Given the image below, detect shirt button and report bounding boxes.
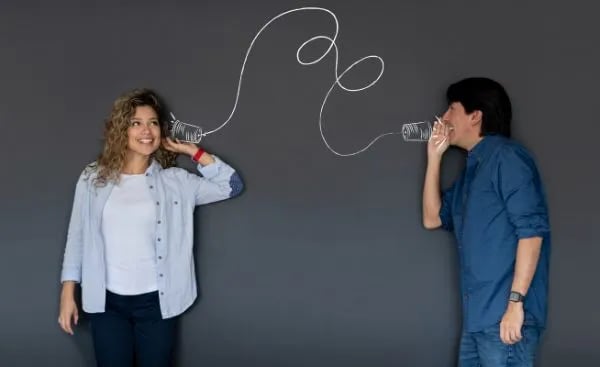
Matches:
[149,185,153,189]
[160,274,164,277]
[174,201,178,205]
[160,292,164,295]
[157,238,161,242]
[156,201,160,205]
[158,256,162,260]
[157,220,161,224]
[145,173,150,176]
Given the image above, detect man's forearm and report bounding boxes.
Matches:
[511,237,543,296]
[422,157,442,228]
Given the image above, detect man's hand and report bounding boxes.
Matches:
[427,118,450,159]
[500,302,524,344]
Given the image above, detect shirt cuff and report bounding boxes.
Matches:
[60,268,81,283]
[516,227,549,239]
[197,155,223,179]
[513,215,550,239]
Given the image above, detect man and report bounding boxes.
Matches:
[422,77,551,366]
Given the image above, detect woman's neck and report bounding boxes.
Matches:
[122,155,151,175]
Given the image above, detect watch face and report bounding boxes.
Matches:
[509,292,523,302]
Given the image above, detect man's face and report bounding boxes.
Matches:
[441,102,481,148]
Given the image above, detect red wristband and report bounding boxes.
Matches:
[192,148,205,162]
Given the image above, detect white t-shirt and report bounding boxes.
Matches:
[102,174,158,295]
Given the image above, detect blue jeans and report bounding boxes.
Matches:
[88,291,177,367]
[458,323,543,367]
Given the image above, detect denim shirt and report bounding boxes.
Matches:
[60,156,244,319]
[440,135,551,332]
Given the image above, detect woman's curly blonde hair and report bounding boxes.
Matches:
[88,88,177,186]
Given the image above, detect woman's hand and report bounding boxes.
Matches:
[162,138,215,166]
[162,137,198,156]
[58,282,79,335]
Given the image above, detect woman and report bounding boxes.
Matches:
[58,88,243,366]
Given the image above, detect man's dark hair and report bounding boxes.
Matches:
[446,77,512,137]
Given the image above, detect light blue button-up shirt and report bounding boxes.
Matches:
[60,156,243,318]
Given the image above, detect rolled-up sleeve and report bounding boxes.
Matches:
[497,145,550,239]
[439,183,455,232]
[178,155,244,205]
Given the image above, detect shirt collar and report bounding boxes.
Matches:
[467,134,505,163]
[144,159,162,176]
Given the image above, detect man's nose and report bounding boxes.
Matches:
[441,110,450,122]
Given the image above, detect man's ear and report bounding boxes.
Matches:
[469,110,483,127]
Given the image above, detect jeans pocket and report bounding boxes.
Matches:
[476,323,512,366]
[510,326,542,366]
[476,324,542,367]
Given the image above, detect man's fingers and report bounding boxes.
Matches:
[507,328,515,344]
[500,324,508,344]
[513,327,523,343]
[511,328,520,344]
[500,323,516,344]
[74,311,79,326]
[502,325,522,345]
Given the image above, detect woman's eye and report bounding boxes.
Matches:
[130,121,140,126]
[151,121,159,125]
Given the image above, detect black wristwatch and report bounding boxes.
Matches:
[509,291,525,303]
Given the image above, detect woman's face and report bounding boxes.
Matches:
[126,105,162,158]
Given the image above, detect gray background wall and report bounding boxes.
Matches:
[1,0,598,366]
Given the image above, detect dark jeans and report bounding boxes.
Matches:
[88,290,177,367]
[458,323,543,367]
